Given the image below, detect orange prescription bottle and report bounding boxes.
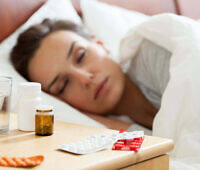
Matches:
[35,105,54,136]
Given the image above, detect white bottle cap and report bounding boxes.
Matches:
[18,82,41,95]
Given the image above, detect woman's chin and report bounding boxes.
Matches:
[102,87,125,114]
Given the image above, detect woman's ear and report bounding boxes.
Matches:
[92,35,110,54]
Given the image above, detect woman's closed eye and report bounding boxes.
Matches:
[58,79,69,95]
[76,48,86,63]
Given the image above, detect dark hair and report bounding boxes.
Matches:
[10,19,92,80]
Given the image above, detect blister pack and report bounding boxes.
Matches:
[58,131,144,155]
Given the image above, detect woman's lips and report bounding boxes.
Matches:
[94,77,109,100]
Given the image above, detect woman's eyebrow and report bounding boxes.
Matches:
[48,74,59,92]
[67,41,76,59]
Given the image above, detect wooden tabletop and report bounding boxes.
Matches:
[0,114,174,170]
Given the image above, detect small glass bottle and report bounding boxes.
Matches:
[35,105,54,136]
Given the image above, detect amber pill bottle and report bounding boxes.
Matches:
[35,105,54,136]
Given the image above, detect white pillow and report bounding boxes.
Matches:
[0,0,105,128]
[81,0,148,63]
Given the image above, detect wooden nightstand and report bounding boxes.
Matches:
[0,114,173,170]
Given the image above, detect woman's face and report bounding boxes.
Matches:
[28,30,125,114]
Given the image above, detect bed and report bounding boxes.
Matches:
[1,1,200,169]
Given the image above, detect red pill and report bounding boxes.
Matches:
[119,129,126,133]
[115,144,124,150]
[129,145,137,151]
[116,141,125,145]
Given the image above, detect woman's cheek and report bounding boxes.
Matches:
[66,90,89,109]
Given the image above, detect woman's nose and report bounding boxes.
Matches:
[74,69,94,88]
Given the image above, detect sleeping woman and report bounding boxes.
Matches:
[10,19,171,130]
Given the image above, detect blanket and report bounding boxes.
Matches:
[119,14,200,170]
